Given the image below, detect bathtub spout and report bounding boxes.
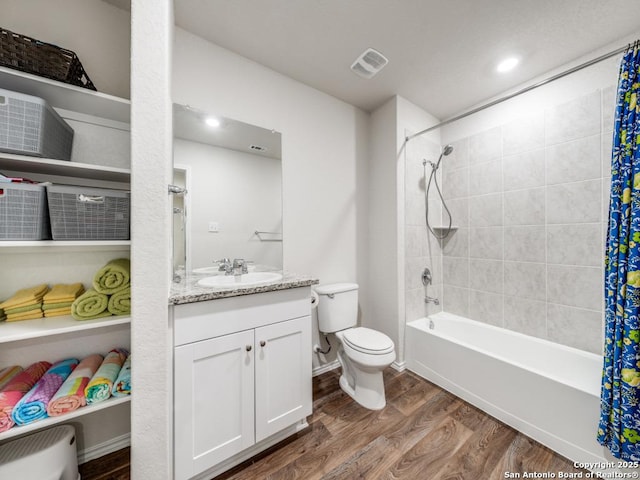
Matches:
[425,296,439,305]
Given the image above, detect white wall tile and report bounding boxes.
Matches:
[406,225,427,258]
[502,110,545,156]
[547,223,602,267]
[547,303,603,354]
[468,126,502,165]
[469,290,504,327]
[545,91,601,145]
[447,197,469,227]
[504,296,547,339]
[469,159,502,196]
[547,265,602,311]
[443,285,469,317]
[469,258,503,294]
[546,134,601,185]
[470,226,503,260]
[442,227,469,257]
[443,167,469,200]
[601,85,617,133]
[443,256,469,288]
[546,179,601,224]
[504,226,545,263]
[504,261,546,301]
[469,193,503,227]
[503,148,545,191]
[504,188,545,226]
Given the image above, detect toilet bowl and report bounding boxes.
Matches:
[314,283,395,410]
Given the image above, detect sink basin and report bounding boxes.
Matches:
[197,272,283,288]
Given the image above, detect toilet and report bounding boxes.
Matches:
[315,283,395,410]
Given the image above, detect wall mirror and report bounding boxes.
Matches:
[172,104,283,277]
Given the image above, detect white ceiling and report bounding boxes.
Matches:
[108,0,640,119]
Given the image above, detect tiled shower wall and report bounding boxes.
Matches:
[436,87,617,354]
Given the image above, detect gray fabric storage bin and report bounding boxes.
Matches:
[47,185,130,240]
[0,88,74,161]
[0,182,50,240]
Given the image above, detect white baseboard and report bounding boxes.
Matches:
[312,360,340,376]
[78,432,131,464]
[391,360,406,372]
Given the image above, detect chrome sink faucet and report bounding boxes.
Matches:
[232,258,248,275]
[217,258,233,275]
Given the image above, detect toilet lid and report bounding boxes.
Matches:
[342,327,394,354]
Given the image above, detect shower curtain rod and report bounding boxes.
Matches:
[406,42,633,142]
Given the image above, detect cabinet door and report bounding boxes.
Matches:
[174,330,255,480]
[255,316,312,442]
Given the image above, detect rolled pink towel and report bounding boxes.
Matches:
[47,354,103,416]
[0,361,51,432]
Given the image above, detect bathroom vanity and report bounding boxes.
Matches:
[170,273,317,480]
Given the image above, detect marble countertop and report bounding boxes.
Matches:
[169,268,319,305]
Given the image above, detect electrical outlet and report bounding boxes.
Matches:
[208,222,219,232]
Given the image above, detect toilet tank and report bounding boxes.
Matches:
[315,283,359,333]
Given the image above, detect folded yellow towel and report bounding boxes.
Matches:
[0,284,49,310]
[43,307,72,318]
[6,310,44,322]
[43,283,85,304]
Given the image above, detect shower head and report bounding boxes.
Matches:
[434,144,454,170]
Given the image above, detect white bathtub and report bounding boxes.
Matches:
[406,312,615,471]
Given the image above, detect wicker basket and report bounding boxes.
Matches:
[0,27,96,91]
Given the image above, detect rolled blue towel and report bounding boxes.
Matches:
[111,355,131,397]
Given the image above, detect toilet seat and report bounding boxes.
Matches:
[341,327,394,355]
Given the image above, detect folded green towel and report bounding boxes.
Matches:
[93,258,131,294]
[5,303,42,315]
[71,289,111,320]
[42,301,73,311]
[107,287,130,316]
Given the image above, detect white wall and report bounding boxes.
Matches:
[2,0,131,99]
[172,28,370,369]
[174,139,282,270]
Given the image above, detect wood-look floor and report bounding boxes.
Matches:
[80,369,588,480]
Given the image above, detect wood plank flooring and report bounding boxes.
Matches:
[80,368,588,480]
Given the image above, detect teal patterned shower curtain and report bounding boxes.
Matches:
[598,43,640,461]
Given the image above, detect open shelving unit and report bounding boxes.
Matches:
[0,64,133,444]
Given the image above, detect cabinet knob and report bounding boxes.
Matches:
[246,345,252,352]
[260,340,266,347]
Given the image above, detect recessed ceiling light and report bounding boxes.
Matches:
[497,57,519,73]
[205,117,220,128]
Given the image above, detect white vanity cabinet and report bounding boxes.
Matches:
[173,287,313,480]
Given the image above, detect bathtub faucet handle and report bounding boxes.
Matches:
[422,268,433,286]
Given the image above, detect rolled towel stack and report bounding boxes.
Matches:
[0,307,5,322]
[47,354,103,416]
[43,283,85,318]
[85,348,128,404]
[0,361,51,432]
[111,355,131,397]
[71,289,110,321]
[0,284,49,322]
[11,358,78,426]
[71,259,131,320]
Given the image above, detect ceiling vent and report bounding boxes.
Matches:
[249,144,267,152]
[350,48,388,79]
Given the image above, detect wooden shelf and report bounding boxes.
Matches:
[0,152,131,183]
[0,315,131,344]
[0,66,130,123]
[0,396,131,441]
